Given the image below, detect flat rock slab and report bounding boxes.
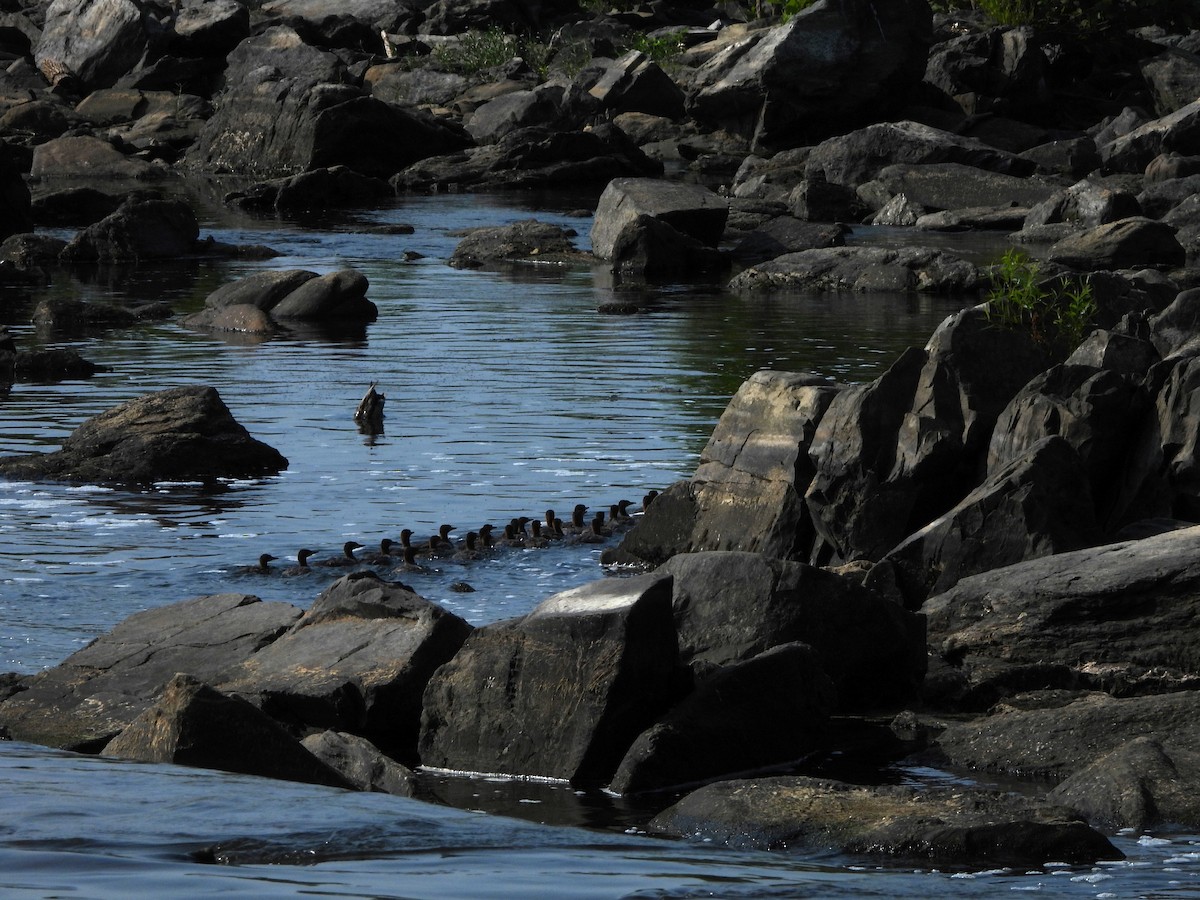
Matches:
[924,525,1200,700]
[0,386,288,485]
[728,246,980,293]
[0,593,300,750]
[650,775,1121,865]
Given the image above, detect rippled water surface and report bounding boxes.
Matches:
[2,191,1196,898]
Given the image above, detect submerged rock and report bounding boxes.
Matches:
[650,775,1121,864]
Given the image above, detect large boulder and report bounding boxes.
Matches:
[857,162,1059,213]
[102,673,353,789]
[218,571,472,761]
[924,526,1200,707]
[805,120,1034,190]
[805,307,1053,564]
[1048,217,1186,271]
[588,51,685,120]
[1101,97,1200,173]
[608,643,835,795]
[591,178,728,262]
[609,372,838,566]
[59,197,200,263]
[650,775,1120,864]
[225,166,394,214]
[0,593,301,750]
[301,729,417,796]
[1022,178,1143,230]
[606,215,730,282]
[202,270,319,312]
[0,386,288,485]
[687,0,933,150]
[418,572,685,787]
[188,26,468,178]
[448,220,588,269]
[876,436,1100,608]
[662,551,924,709]
[30,134,163,180]
[169,0,252,59]
[35,0,148,91]
[269,269,377,321]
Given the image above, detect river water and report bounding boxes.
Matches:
[1,190,1197,897]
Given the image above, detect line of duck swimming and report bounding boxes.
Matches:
[236,494,659,578]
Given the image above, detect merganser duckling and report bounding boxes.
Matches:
[571,516,609,544]
[315,540,363,567]
[238,553,277,575]
[417,524,455,557]
[361,538,399,566]
[452,531,483,562]
[281,548,320,576]
[526,520,549,548]
[390,544,427,574]
[478,523,497,550]
[642,490,658,511]
[561,503,589,535]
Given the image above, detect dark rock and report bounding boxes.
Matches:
[182,305,278,336]
[102,674,352,788]
[0,593,301,750]
[663,551,924,709]
[366,66,467,108]
[1100,97,1200,173]
[608,214,729,282]
[1018,136,1101,180]
[219,571,471,761]
[204,270,319,312]
[1048,736,1200,831]
[13,349,99,381]
[418,572,684,787]
[806,307,1052,563]
[0,159,30,240]
[0,98,85,140]
[1145,152,1200,183]
[35,0,148,91]
[934,692,1200,784]
[188,26,468,179]
[0,385,288,485]
[393,123,661,192]
[1048,217,1186,270]
[609,372,838,566]
[914,204,1030,231]
[687,0,933,150]
[1022,178,1142,230]
[1150,288,1200,358]
[30,187,125,227]
[29,134,161,180]
[60,197,199,263]
[805,120,1034,190]
[730,218,845,266]
[1141,47,1200,117]
[301,730,417,796]
[225,166,394,213]
[727,245,980,294]
[923,26,1047,110]
[169,0,251,59]
[31,297,139,330]
[1065,328,1160,379]
[1137,174,1200,219]
[591,177,727,261]
[269,268,377,321]
[609,643,835,794]
[987,364,1151,528]
[877,436,1100,608]
[465,85,563,145]
[588,50,684,120]
[857,162,1059,213]
[1153,354,1200,518]
[787,176,870,223]
[649,775,1120,864]
[924,527,1200,707]
[447,219,586,269]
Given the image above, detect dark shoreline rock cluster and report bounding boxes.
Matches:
[4,0,1200,872]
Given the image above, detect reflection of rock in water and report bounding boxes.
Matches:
[354,382,385,434]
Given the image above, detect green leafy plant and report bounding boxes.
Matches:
[986,249,1096,356]
[626,29,686,67]
[432,28,520,75]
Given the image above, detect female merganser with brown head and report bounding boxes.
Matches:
[238,553,277,575]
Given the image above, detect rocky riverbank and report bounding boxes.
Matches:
[2,0,1200,871]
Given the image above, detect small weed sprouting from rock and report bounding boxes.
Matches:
[985,248,1096,357]
[626,30,686,67]
[432,28,521,75]
[970,0,1199,32]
